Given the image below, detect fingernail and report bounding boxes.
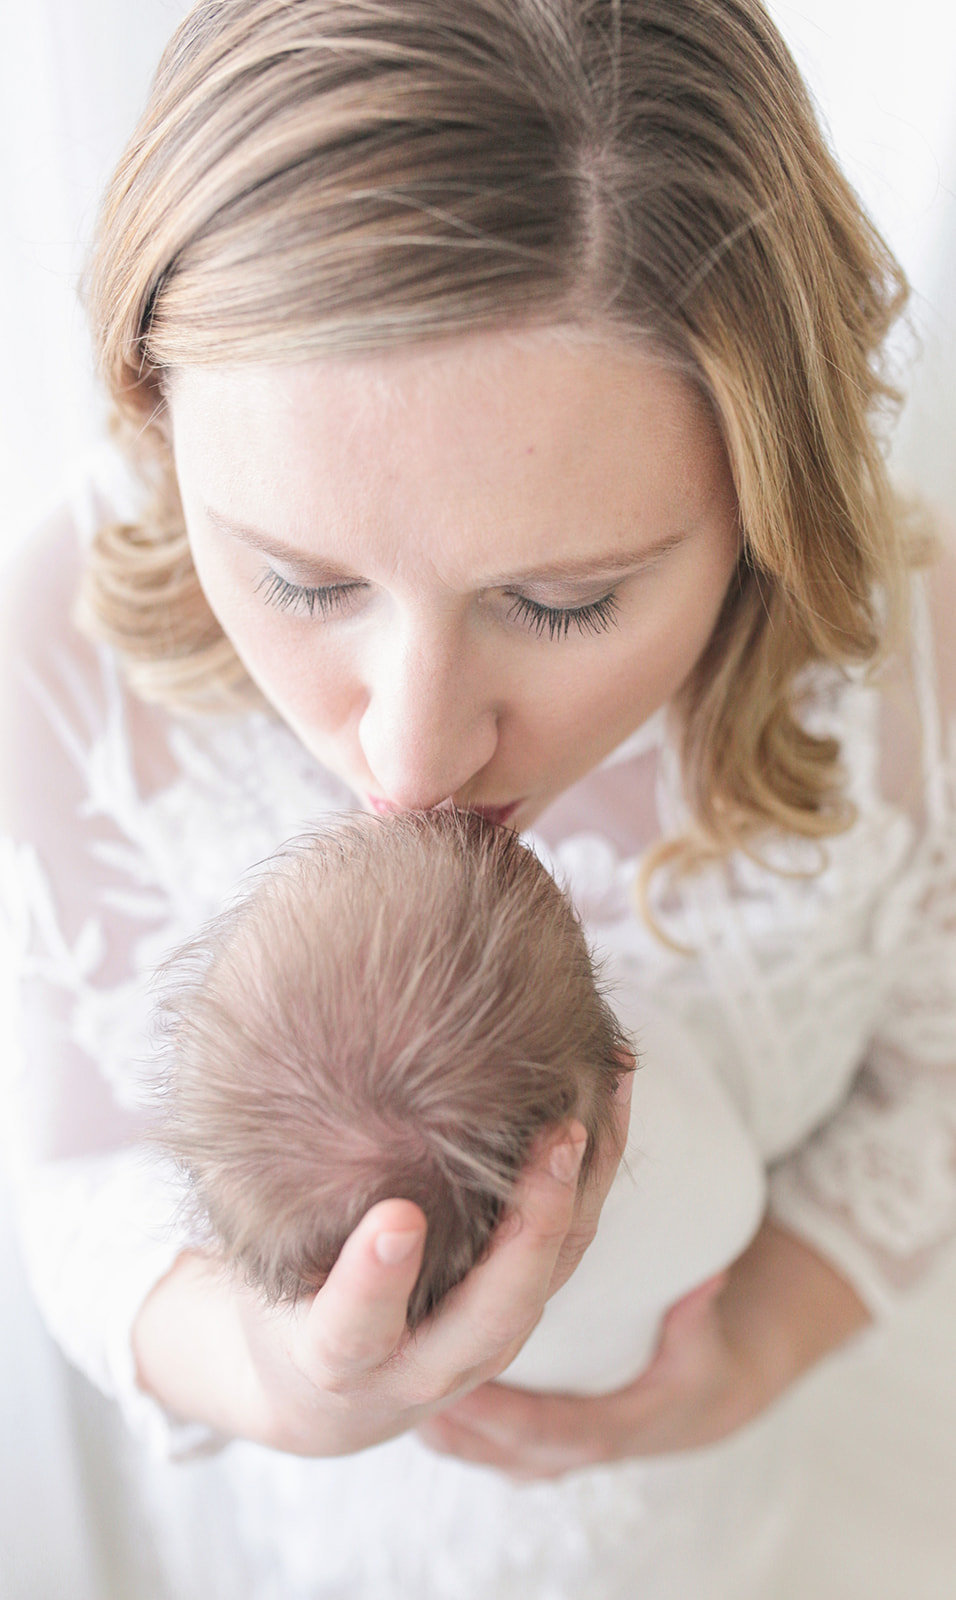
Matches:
[374,1229,422,1266]
[549,1135,586,1184]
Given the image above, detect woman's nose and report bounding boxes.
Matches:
[356,622,499,810]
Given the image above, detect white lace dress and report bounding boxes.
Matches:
[1,460,955,1600]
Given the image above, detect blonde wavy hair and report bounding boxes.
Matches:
[82,0,922,883]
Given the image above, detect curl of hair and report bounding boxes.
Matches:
[80,0,930,898]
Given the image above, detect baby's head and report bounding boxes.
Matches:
[152,809,632,1327]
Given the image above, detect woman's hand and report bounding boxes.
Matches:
[233,1131,589,1457]
[416,1216,872,1479]
[132,1094,630,1457]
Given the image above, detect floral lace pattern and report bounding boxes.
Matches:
[0,496,954,1593]
[4,603,955,1321]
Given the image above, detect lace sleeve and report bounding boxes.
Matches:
[768,554,956,1316]
[0,509,221,1460]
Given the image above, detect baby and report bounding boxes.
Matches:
[150,808,634,1330]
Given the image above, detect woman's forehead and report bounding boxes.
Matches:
[165,322,706,425]
[167,327,731,574]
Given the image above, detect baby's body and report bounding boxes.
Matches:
[507,1004,767,1390]
[154,808,765,1381]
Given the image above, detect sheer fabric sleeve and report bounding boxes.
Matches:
[0,507,221,1459]
[767,551,956,1317]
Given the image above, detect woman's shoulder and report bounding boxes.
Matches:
[0,502,85,660]
[0,438,156,672]
[1,504,93,816]
[874,524,956,823]
[924,524,956,716]
[0,465,139,700]
[0,500,177,840]
[0,491,362,911]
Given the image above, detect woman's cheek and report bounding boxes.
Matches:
[189,539,253,639]
[605,607,691,704]
[264,631,365,738]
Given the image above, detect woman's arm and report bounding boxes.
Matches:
[132,1063,633,1455]
[132,1081,633,1453]
[3,497,637,1468]
[3,508,637,1458]
[416,1214,870,1476]
[132,1145,590,1455]
[1,509,208,1451]
[419,545,956,1478]
[766,544,956,1315]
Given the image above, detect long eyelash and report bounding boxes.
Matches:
[255,569,620,640]
[255,571,358,618]
[506,592,620,641]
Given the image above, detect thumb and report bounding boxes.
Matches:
[299,1199,427,1374]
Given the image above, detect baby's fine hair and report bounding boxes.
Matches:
[153,809,632,1327]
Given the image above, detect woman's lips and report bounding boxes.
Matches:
[367,795,522,826]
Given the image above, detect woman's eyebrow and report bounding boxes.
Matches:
[203,506,688,583]
[493,532,689,584]
[204,508,360,580]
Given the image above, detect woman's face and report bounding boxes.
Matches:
[169,329,740,830]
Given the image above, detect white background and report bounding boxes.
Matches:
[1,3,954,1596]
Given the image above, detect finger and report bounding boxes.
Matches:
[548,1075,634,1296]
[424,1125,587,1377]
[418,1396,598,1478]
[418,1420,564,1479]
[438,1380,537,1441]
[586,1064,634,1194]
[442,1382,594,1454]
[298,1198,427,1381]
[611,1061,635,1142]
[417,1413,516,1468]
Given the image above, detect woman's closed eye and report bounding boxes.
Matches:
[255,570,364,619]
[255,567,622,641]
[504,591,620,640]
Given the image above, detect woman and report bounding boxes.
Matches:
[1,1,954,1595]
